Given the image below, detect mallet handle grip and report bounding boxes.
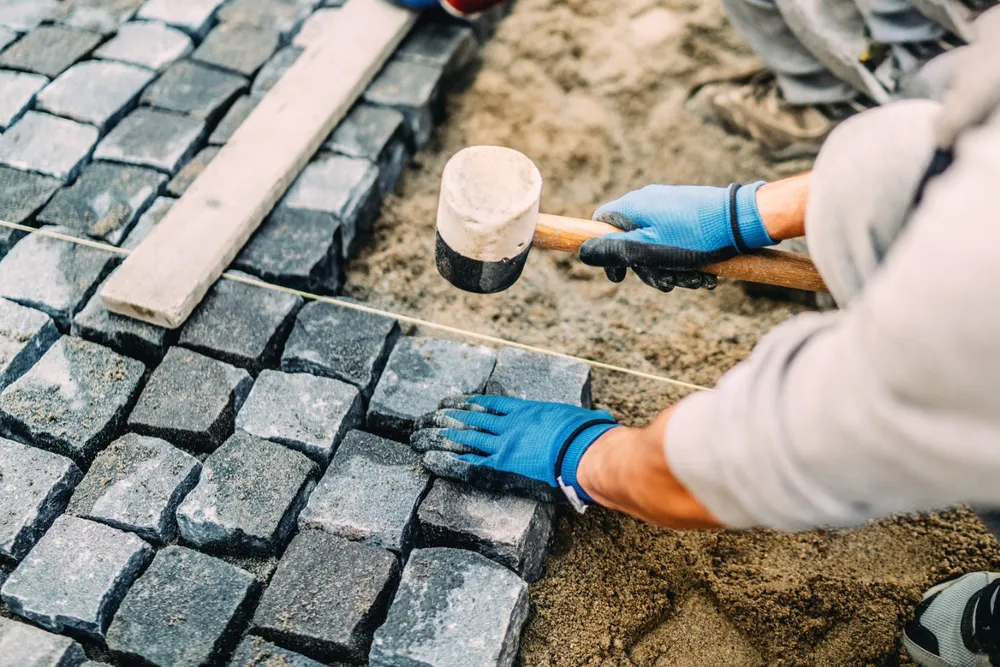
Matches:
[535,213,829,293]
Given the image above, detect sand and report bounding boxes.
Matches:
[345,0,1000,664]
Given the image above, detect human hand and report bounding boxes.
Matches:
[411,395,619,511]
[579,182,774,292]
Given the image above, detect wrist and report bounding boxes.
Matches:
[561,422,619,503]
[734,181,775,249]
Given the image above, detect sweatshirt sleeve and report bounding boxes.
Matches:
[665,120,1000,531]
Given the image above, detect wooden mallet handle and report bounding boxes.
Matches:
[535,213,829,293]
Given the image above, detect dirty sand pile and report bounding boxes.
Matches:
[346,0,1000,664]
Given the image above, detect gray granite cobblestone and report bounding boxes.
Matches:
[281,300,400,400]
[364,58,445,151]
[369,337,496,441]
[106,546,257,667]
[218,0,322,40]
[0,27,16,53]
[0,298,59,391]
[250,46,301,99]
[1,514,153,640]
[72,280,173,364]
[0,26,102,78]
[422,448,562,504]
[370,547,529,667]
[252,529,399,663]
[0,617,87,667]
[398,19,479,85]
[121,196,174,250]
[0,70,48,131]
[166,146,218,197]
[128,347,252,452]
[292,8,340,48]
[0,2,59,34]
[0,112,99,182]
[281,154,381,257]
[94,21,193,72]
[0,167,61,258]
[94,107,206,174]
[299,430,430,553]
[0,438,81,562]
[208,95,256,145]
[0,337,145,462]
[136,0,226,39]
[142,59,247,122]
[233,208,343,293]
[176,431,317,553]
[53,0,143,35]
[67,434,200,544]
[236,370,362,465]
[179,273,303,374]
[324,104,410,197]
[36,60,155,132]
[0,226,117,330]
[38,161,166,245]
[418,478,555,582]
[192,23,280,77]
[486,346,593,407]
[230,637,328,667]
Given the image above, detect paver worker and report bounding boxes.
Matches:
[403,5,1000,665]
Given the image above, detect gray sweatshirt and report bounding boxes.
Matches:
[665,40,1000,530]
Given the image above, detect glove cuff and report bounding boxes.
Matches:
[557,421,619,510]
[733,181,775,250]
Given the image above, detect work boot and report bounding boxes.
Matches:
[904,572,1000,667]
[692,73,873,161]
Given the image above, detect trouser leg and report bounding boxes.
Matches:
[722,0,858,104]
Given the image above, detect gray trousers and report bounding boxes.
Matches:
[722,0,944,104]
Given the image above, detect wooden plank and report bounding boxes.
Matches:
[100,0,417,328]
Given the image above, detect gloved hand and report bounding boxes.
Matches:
[579,182,775,292]
[411,395,619,511]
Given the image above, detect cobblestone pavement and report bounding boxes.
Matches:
[0,2,580,666]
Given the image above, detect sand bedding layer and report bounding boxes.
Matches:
[346,0,1000,664]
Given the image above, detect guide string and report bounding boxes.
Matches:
[0,219,713,393]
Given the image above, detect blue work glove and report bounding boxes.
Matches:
[391,0,440,8]
[411,395,619,511]
[579,182,775,293]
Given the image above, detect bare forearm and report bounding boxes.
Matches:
[576,406,722,529]
[757,172,811,241]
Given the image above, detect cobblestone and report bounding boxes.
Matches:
[418,479,555,582]
[0,438,81,561]
[233,208,342,293]
[106,546,257,667]
[72,280,173,364]
[179,274,303,374]
[53,0,143,35]
[299,430,430,553]
[0,617,87,667]
[36,61,154,132]
[486,347,593,407]
[193,23,280,77]
[236,370,362,465]
[370,547,529,667]
[68,434,201,544]
[94,21,193,72]
[0,167,61,257]
[94,107,206,174]
[0,26,102,78]
[38,161,166,245]
[281,300,400,400]
[0,27,15,52]
[0,70,48,131]
[252,530,399,663]
[208,95,256,145]
[1,515,152,640]
[121,196,174,250]
[369,337,495,441]
[143,59,247,122]
[128,347,252,452]
[292,8,340,48]
[230,637,327,667]
[136,0,226,39]
[218,0,322,40]
[422,448,562,505]
[281,154,380,257]
[398,19,479,84]
[0,112,98,182]
[324,104,410,197]
[0,1,59,34]
[364,58,444,150]
[166,146,218,197]
[250,46,301,99]
[176,431,318,553]
[0,337,145,461]
[0,297,59,391]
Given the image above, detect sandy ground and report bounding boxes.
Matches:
[347,1,1000,664]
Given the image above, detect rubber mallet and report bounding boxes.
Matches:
[435,145,828,294]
